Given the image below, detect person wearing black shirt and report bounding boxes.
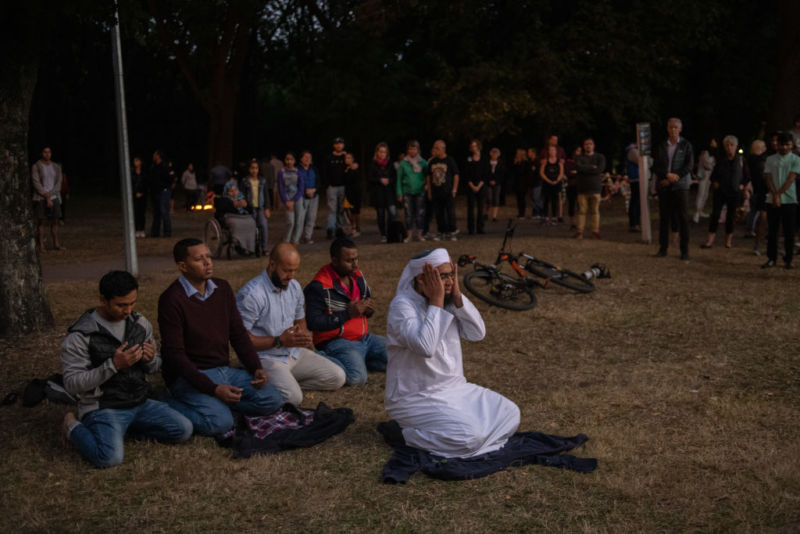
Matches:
[463,140,488,234]
[149,149,173,238]
[426,140,460,241]
[322,137,348,239]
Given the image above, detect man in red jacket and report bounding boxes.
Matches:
[304,237,387,385]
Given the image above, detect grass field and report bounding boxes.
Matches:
[1,193,799,533]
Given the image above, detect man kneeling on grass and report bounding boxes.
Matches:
[61,271,192,468]
[158,238,283,436]
[385,249,520,457]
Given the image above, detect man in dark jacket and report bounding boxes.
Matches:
[574,138,606,239]
[61,271,192,468]
[652,118,695,260]
[149,149,173,237]
[304,237,387,386]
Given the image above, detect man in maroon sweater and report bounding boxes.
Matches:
[158,238,282,435]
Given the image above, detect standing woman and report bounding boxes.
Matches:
[298,150,319,244]
[693,138,718,223]
[487,147,507,222]
[464,139,488,234]
[277,152,304,244]
[564,147,581,229]
[512,148,529,219]
[182,162,198,211]
[701,135,748,249]
[540,145,565,225]
[368,142,397,243]
[132,156,147,238]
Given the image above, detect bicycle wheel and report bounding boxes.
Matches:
[204,218,223,258]
[463,270,537,310]
[525,258,595,293]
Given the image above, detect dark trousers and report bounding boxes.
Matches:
[541,183,560,218]
[516,186,528,217]
[134,195,147,232]
[658,189,689,253]
[433,192,455,234]
[466,189,484,233]
[376,205,397,237]
[566,185,578,218]
[708,193,738,235]
[766,203,797,264]
[628,182,640,228]
[151,188,172,237]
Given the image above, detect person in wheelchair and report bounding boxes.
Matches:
[216,182,258,256]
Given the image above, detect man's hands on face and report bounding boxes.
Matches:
[449,261,463,307]
[214,384,243,404]
[112,341,143,370]
[250,368,268,389]
[280,325,313,348]
[421,263,445,308]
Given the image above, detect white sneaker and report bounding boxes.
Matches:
[432,234,441,241]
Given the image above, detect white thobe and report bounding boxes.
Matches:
[385,290,520,458]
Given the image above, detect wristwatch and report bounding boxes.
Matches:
[273,337,282,349]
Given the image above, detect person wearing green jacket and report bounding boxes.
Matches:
[396,140,428,241]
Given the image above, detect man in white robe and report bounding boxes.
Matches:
[385,248,520,458]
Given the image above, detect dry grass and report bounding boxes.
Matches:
[2,194,799,533]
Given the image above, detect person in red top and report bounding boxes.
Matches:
[304,237,387,385]
[157,238,282,436]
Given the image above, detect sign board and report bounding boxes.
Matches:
[636,122,652,156]
[636,123,652,244]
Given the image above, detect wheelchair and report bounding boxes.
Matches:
[204,197,263,259]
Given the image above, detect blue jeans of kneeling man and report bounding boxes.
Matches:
[68,398,192,468]
[323,333,387,386]
[166,366,282,436]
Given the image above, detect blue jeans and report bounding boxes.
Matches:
[323,334,387,386]
[151,188,172,237]
[68,399,192,468]
[165,366,282,436]
[326,185,346,232]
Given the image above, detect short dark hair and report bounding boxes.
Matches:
[173,238,204,263]
[99,271,138,300]
[330,237,356,258]
[777,132,793,145]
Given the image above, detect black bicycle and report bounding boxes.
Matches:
[459,221,610,309]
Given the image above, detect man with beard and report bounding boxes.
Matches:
[384,248,520,458]
[304,238,387,386]
[236,242,345,406]
[158,239,282,435]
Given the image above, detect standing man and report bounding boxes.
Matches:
[31,146,64,252]
[573,138,606,239]
[624,142,641,232]
[427,140,460,241]
[240,159,271,254]
[61,271,192,468]
[762,132,800,269]
[149,149,173,238]
[304,238,387,386]
[652,118,694,260]
[298,150,320,244]
[396,140,428,241]
[323,137,348,239]
[158,238,282,436]
[236,243,345,406]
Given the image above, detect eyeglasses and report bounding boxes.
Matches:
[439,272,455,281]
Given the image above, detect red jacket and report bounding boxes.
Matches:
[303,265,371,348]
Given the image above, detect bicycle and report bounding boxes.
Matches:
[458,220,610,309]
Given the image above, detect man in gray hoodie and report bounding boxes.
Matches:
[61,271,192,467]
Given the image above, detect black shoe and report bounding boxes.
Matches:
[761,260,776,269]
[680,252,689,261]
[477,229,485,234]
[785,262,793,270]
[655,249,667,257]
[700,244,712,249]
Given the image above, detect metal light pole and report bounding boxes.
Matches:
[111,5,138,275]
[636,122,653,244]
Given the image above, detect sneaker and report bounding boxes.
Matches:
[752,249,761,256]
[680,252,690,261]
[761,259,776,269]
[417,232,426,241]
[350,230,361,238]
[572,232,583,239]
[592,232,602,240]
[449,233,458,241]
[402,236,410,243]
[451,228,460,236]
[655,249,667,257]
[380,235,388,243]
[432,233,441,241]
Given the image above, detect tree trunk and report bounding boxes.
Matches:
[208,96,237,168]
[0,52,55,337]
[767,0,800,133]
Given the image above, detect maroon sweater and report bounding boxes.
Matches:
[158,278,261,395]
